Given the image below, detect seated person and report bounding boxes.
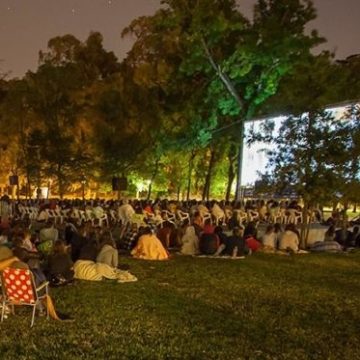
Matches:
[69,224,88,262]
[215,227,245,257]
[96,232,118,268]
[228,212,240,230]
[199,230,219,255]
[157,221,176,249]
[202,219,215,234]
[244,222,258,239]
[262,225,277,250]
[324,225,336,242]
[243,223,261,252]
[181,226,199,256]
[214,226,228,245]
[78,238,99,262]
[279,224,300,252]
[74,243,137,283]
[12,236,42,269]
[38,220,59,255]
[335,222,352,247]
[348,226,359,247]
[131,227,169,260]
[245,235,261,252]
[12,236,47,287]
[192,212,203,238]
[119,223,142,251]
[47,240,74,285]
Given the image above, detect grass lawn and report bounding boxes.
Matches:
[1,253,359,360]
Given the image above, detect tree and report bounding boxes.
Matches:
[123,0,323,199]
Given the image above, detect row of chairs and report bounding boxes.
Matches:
[18,206,39,220]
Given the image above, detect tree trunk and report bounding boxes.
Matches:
[300,201,311,249]
[225,153,236,202]
[202,149,216,201]
[147,159,160,201]
[353,203,357,213]
[235,120,245,201]
[186,151,196,201]
[26,174,31,200]
[57,165,63,200]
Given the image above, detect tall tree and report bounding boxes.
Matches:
[123,0,323,199]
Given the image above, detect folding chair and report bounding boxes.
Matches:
[1,268,49,327]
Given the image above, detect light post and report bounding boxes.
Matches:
[81,175,86,202]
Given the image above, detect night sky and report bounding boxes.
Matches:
[1,0,359,78]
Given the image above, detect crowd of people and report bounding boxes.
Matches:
[0,195,359,321]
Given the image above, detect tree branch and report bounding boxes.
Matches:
[200,37,245,113]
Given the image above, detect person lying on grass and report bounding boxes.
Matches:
[73,235,137,283]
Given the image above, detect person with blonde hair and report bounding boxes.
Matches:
[131,227,169,260]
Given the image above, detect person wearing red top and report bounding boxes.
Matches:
[245,236,261,252]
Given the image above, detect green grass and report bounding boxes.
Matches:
[1,253,360,360]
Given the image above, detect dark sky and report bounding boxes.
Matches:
[1,0,360,78]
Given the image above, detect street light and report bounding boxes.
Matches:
[81,175,86,201]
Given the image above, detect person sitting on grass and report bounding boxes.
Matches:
[96,232,119,268]
[38,219,59,255]
[199,224,219,255]
[180,225,199,256]
[335,222,352,248]
[192,212,203,238]
[157,221,176,249]
[324,225,336,242]
[348,226,359,248]
[278,224,300,253]
[47,240,74,286]
[214,227,246,258]
[119,223,142,251]
[262,225,277,252]
[131,227,169,260]
[244,224,262,253]
[74,237,137,283]
[214,226,228,246]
